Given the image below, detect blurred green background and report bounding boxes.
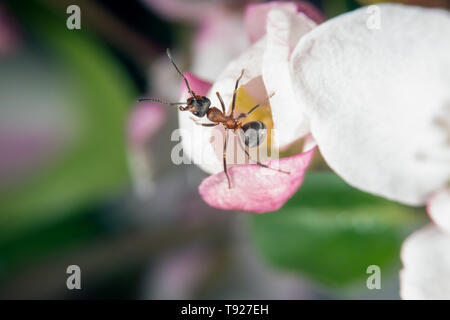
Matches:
[1,0,443,299]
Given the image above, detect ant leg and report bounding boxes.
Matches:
[190,117,219,127]
[197,123,219,127]
[246,92,275,116]
[246,103,261,116]
[223,130,232,188]
[216,92,226,114]
[237,133,290,174]
[230,69,245,115]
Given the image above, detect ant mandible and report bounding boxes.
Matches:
[139,49,289,188]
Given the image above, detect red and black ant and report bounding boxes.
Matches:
[139,49,289,188]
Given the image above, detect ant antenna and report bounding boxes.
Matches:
[166,48,196,99]
[138,98,186,106]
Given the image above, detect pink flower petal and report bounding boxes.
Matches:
[244,1,323,43]
[128,101,167,146]
[180,72,212,98]
[142,0,216,23]
[294,2,325,25]
[198,147,316,213]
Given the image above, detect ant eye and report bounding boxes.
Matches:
[193,111,199,116]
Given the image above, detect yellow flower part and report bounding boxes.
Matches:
[234,86,275,159]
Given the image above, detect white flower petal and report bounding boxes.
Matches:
[178,74,223,174]
[208,38,267,112]
[400,225,450,299]
[290,4,450,205]
[428,188,450,233]
[262,9,316,147]
[192,9,248,81]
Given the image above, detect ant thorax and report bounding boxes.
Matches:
[219,85,277,162]
[206,107,228,124]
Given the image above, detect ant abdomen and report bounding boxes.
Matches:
[241,121,267,147]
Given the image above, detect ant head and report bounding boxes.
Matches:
[139,50,212,118]
[185,96,211,117]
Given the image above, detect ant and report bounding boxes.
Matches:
[139,49,289,188]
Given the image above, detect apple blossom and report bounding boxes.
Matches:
[174,71,317,213]
[176,2,449,214]
[175,2,321,212]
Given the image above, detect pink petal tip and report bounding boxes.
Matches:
[199,147,316,213]
[295,2,325,25]
[244,1,324,44]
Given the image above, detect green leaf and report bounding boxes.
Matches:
[0,1,136,242]
[248,172,425,287]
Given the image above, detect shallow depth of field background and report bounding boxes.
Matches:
[0,0,445,299]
